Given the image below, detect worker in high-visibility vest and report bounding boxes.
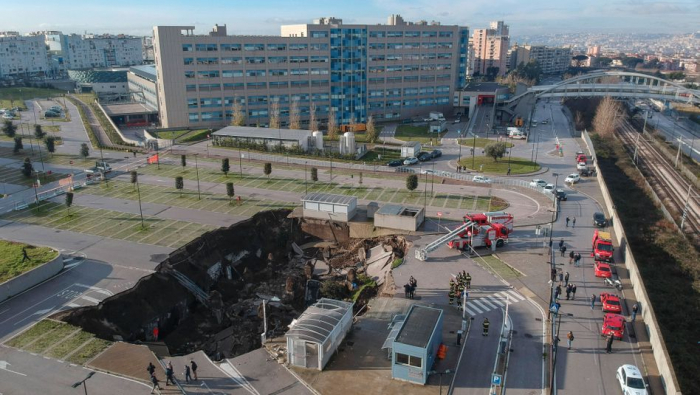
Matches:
[465,272,472,289]
[482,318,490,336]
[448,279,455,305]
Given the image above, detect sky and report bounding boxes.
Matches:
[0,0,698,37]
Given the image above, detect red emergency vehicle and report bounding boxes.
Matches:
[592,230,614,262]
[463,211,514,231]
[448,223,509,250]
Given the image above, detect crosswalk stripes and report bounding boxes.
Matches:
[463,290,527,316]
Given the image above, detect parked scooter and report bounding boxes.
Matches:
[604,276,623,291]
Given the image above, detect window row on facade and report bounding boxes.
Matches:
[187,93,331,108]
[368,75,453,83]
[368,97,450,109]
[369,31,454,38]
[182,42,330,52]
[184,68,330,78]
[184,56,331,65]
[369,86,450,97]
[368,64,452,72]
[368,42,454,49]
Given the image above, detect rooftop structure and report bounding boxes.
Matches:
[301,193,357,222]
[391,304,444,384]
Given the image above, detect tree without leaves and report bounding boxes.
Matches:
[175,176,184,197]
[21,157,33,178]
[128,170,138,191]
[311,167,318,182]
[269,100,280,129]
[180,154,186,168]
[309,102,318,132]
[365,115,378,143]
[263,163,272,180]
[327,107,338,141]
[79,143,89,159]
[406,174,418,193]
[484,142,508,162]
[45,136,56,155]
[221,158,230,176]
[592,96,623,138]
[231,97,246,126]
[34,124,46,140]
[3,120,16,138]
[65,192,73,216]
[13,137,23,154]
[226,182,234,204]
[289,99,301,130]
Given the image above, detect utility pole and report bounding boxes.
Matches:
[194,154,201,200]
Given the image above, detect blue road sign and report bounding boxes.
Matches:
[492,374,502,385]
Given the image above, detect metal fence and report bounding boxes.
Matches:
[0,173,91,213]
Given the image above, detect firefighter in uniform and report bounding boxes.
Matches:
[465,272,472,289]
[448,279,455,305]
[457,281,465,309]
[482,318,490,336]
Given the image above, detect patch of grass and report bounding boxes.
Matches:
[46,330,95,359]
[458,156,540,175]
[5,320,62,348]
[67,338,112,365]
[89,102,132,146]
[356,148,402,163]
[0,240,58,283]
[151,129,192,140]
[65,96,101,148]
[25,322,77,353]
[478,255,522,279]
[458,138,514,149]
[178,128,212,143]
[391,258,403,269]
[0,88,65,109]
[395,125,446,145]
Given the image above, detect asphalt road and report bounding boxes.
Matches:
[0,346,150,395]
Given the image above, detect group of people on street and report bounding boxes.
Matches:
[558,239,582,266]
[565,216,577,228]
[148,360,198,393]
[403,276,418,299]
[448,271,472,306]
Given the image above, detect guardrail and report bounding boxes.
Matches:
[581,130,681,395]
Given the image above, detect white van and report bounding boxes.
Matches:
[508,128,526,140]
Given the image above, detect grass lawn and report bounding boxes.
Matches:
[0,88,66,110]
[395,125,446,145]
[151,129,192,140]
[458,138,514,149]
[0,163,66,187]
[0,240,58,283]
[477,255,523,279]
[459,156,540,175]
[5,319,62,348]
[178,129,212,143]
[360,148,402,163]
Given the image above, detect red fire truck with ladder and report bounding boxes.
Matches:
[415,221,509,261]
[592,230,614,262]
[463,211,514,232]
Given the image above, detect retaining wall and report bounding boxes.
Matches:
[0,251,62,302]
[581,130,681,395]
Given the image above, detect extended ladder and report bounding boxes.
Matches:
[415,221,477,261]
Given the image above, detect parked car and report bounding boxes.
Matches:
[594,261,612,278]
[429,149,442,159]
[577,162,588,171]
[2,113,13,119]
[543,184,555,194]
[530,179,547,188]
[44,110,60,118]
[541,119,549,124]
[579,168,594,177]
[417,152,432,162]
[420,169,437,175]
[601,313,625,340]
[49,106,62,112]
[387,159,403,167]
[454,118,461,124]
[555,189,567,201]
[472,175,492,184]
[616,365,648,395]
[403,157,419,166]
[600,293,622,313]
[565,173,581,184]
[593,212,607,227]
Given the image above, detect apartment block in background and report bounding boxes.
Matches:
[469,21,509,77]
[153,15,469,129]
[510,44,572,74]
[0,32,50,78]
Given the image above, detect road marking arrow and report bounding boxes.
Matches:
[0,361,27,376]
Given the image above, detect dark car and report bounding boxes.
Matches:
[593,212,607,227]
[579,168,595,177]
[387,159,403,167]
[430,149,442,159]
[555,189,567,201]
[417,152,431,162]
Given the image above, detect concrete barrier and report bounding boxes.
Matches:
[0,251,62,302]
[582,130,682,395]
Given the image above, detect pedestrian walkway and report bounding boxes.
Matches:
[463,290,526,316]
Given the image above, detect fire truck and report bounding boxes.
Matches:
[447,223,510,250]
[463,211,514,232]
[592,230,614,262]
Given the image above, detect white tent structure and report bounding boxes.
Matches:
[286,298,354,370]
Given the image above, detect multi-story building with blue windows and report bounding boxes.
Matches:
[153,15,468,128]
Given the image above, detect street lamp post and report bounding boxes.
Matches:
[472,133,477,169]
[238,145,243,178]
[428,369,453,395]
[305,161,308,195]
[71,371,96,395]
[457,129,462,164]
[194,153,201,200]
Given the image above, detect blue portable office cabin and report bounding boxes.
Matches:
[391,305,444,385]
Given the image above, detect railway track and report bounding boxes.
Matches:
[617,120,700,242]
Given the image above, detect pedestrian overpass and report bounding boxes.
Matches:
[503,71,700,119]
